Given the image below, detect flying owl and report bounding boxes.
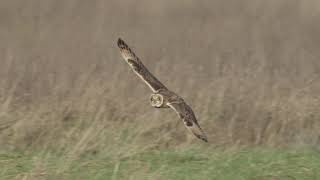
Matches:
[117,38,208,142]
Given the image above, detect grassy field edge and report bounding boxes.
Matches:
[1,148,319,180]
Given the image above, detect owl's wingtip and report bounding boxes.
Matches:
[194,131,208,142]
[117,38,127,49]
[199,135,208,142]
[202,137,208,143]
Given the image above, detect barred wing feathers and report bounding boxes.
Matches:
[117,38,167,92]
[167,102,208,142]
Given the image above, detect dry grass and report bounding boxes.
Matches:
[0,0,320,157]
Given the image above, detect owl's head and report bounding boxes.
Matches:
[150,93,164,108]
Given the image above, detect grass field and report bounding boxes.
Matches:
[1,148,320,180]
[1,1,320,179]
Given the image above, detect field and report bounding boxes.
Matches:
[0,1,320,179]
[1,148,320,179]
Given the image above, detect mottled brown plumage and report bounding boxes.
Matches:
[117,38,167,92]
[117,38,208,142]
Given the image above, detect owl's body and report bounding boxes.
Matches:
[117,38,208,142]
[150,89,181,108]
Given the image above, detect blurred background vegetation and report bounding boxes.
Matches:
[0,0,319,179]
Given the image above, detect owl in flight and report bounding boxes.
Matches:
[117,38,208,142]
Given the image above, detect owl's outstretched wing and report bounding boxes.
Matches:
[167,101,208,142]
[117,38,167,92]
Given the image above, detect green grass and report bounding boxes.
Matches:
[1,148,319,180]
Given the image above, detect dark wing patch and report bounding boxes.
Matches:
[185,120,193,126]
[117,38,168,92]
[168,101,208,142]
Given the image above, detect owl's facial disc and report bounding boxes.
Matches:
[150,93,164,108]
